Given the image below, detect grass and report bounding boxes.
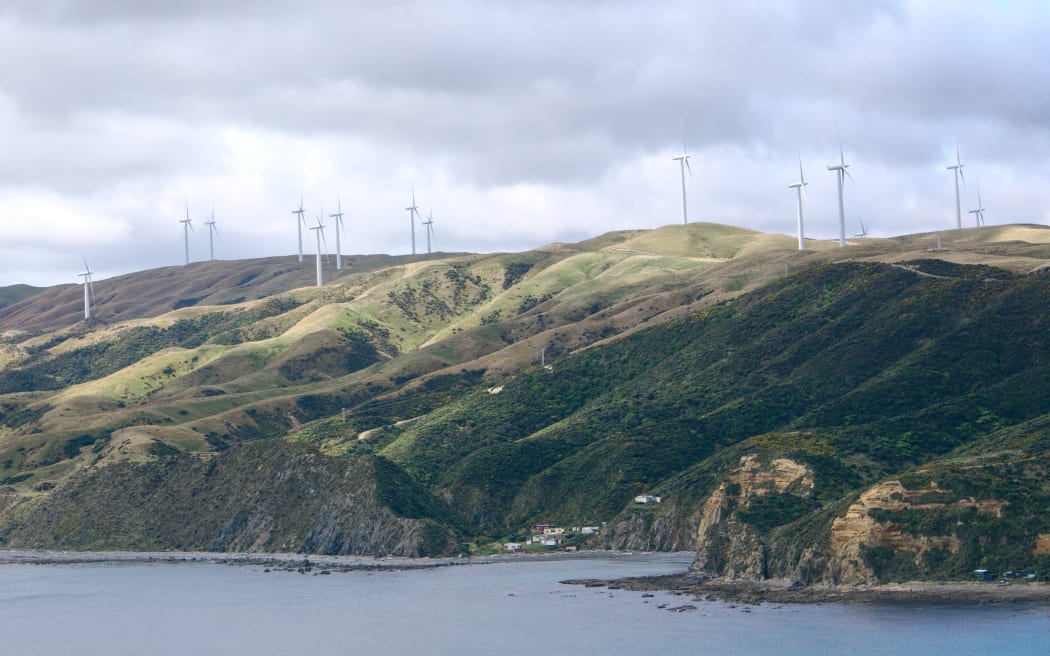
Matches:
[4,222,1050,565]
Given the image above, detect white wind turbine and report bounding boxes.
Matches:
[855,218,870,238]
[77,258,95,320]
[788,156,808,251]
[180,202,194,264]
[205,207,218,261]
[422,210,435,254]
[405,187,422,255]
[947,143,966,229]
[330,197,346,270]
[293,197,307,263]
[309,217,328,288]
[969,186,987,227]
[826,126,852,248]
[672,133,692,225]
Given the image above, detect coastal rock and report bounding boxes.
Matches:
[691,454,813,579]
[829,480,1006,584]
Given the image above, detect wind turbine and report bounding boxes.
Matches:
[293,197,307,263]
[405,187,422,255]
[77,258,95,320]
[855,219,869,237]
[826,125,852,248]
[419,209,432,252]
[205,207,217,261]
[309,218,328,288]
[180,202,194,265]
[969,186,987,226]
[672,133,692,225]
[947,143,966,229]
[788,156,808,251]
[329,197,346,270]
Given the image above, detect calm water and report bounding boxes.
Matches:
[1,553,1048,655]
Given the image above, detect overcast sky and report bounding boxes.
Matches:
[2,0,1049,286]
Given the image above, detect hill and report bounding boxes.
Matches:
[2,222,1050,582]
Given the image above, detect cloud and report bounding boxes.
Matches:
[0,1,1048,287]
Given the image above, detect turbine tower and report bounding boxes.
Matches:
[826,127,852,248]
[405,187,421,255]
[422,210,435,254]
[787,156,808,251]
[77,259,95,320]
[309,218,327,288]
[180,202,193,265]
[293,197,307,263]
[672,136,692,225]
[330,197,346,270]
[969,186,986,226]
[205,207,217,261]
[947,143,965,229]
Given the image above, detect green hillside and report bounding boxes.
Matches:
[2,223,1050,583]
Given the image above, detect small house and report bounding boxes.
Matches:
[634,494,662,504]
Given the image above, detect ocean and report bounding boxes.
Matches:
[1,553,1047,655]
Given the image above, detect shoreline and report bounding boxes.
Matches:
[5,548,1048,605]
[0,548,688,572]
[565,572,1050,606]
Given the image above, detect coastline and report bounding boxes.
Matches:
[566,572,1050,606]
[0,548,687,572]
[6,548,1048,605]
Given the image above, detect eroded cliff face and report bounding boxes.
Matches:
[690,456,1019,585]
[692,454,814,579]
[828,480,1007,584]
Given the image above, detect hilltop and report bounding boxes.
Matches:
[2,222,1050,584]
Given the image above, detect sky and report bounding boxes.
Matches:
[1,0,1049,286]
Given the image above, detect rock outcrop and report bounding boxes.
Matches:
[692,454,814,579]
[828,480,1007,584]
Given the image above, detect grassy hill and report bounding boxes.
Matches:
[2,222,1050,581]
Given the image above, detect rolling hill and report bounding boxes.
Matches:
[2,222,1050,581]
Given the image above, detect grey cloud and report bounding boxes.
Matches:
[1,1,1049,286]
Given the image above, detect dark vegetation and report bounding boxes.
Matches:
[2,258,1050,579]
[363,261,1050,576]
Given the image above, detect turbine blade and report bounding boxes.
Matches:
[835,119,846,167]
[685,157,692,178]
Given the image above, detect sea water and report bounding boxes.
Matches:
[1,553,1048,655]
